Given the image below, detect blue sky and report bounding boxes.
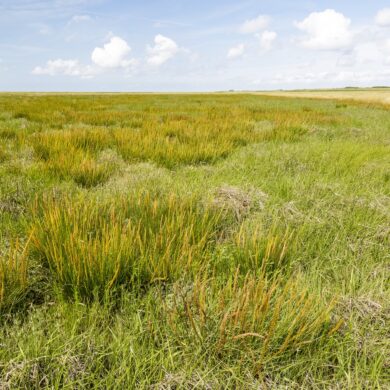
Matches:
[1,0,390,91]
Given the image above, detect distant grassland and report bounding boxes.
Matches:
[0,93,389,388]
[256,87,390,105]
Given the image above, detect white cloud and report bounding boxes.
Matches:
[295,9,353,50]
[376,8,390,27]
[147,34,178,66]
[33,36,138,80]
[32,59,97,78]
[258,30,277,50]
[227,43,245,59]
[337,37,390,67]
[91,36,136,68]
[239,15,270,34]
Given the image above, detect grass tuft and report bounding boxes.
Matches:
[30,192,227,301]
[165,269,338,375]
[0,240,29,314]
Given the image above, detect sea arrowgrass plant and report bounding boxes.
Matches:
[30,192,228,301]
[31,130,117,187]
[0,147,9,164]
[211,226,293,277]
[164,265,341,376]
[0,239,30,314]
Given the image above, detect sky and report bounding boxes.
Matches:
[1,0,390,91]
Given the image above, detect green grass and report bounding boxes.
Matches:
[0,239,29,315]
[0,93,388,388]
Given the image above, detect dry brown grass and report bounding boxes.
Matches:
[255,89,390,106]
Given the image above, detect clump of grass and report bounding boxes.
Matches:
[165,267,341,375]
[0,240,29,314]
[31,128,111,155]
[209,226,293,278]
[69,155,116,188]
[112,124,249,168]
[0,127,18,140]
[13,112,30,120]
[41,151,115,188]
[0,147,9,163]
[258,125,308,142]
[31,131,117,187]
[30,192,227,301]
[229,228,292,275]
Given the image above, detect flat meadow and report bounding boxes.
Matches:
[0,92,389,388]
[257,88,390,105]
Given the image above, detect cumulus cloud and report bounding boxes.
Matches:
[295,9,353,50]
[376,8,390,27]
[32,59,97,78]
[258,30,277,50]
[91,36,136,68]
[239,15,270,34]
[227,43,245,59]
[147,34,178,66]
[337,37,390,68]
[33,36,137,79]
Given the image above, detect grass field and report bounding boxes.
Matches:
[257,87,390,105]
[0,92,389,388]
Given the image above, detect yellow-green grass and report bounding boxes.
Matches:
[30,192,228,301]
[165,270,341,374]
[0,147,9,164]
[2,94,345,177]
[0,93,388,388]
[0,240,29,314]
